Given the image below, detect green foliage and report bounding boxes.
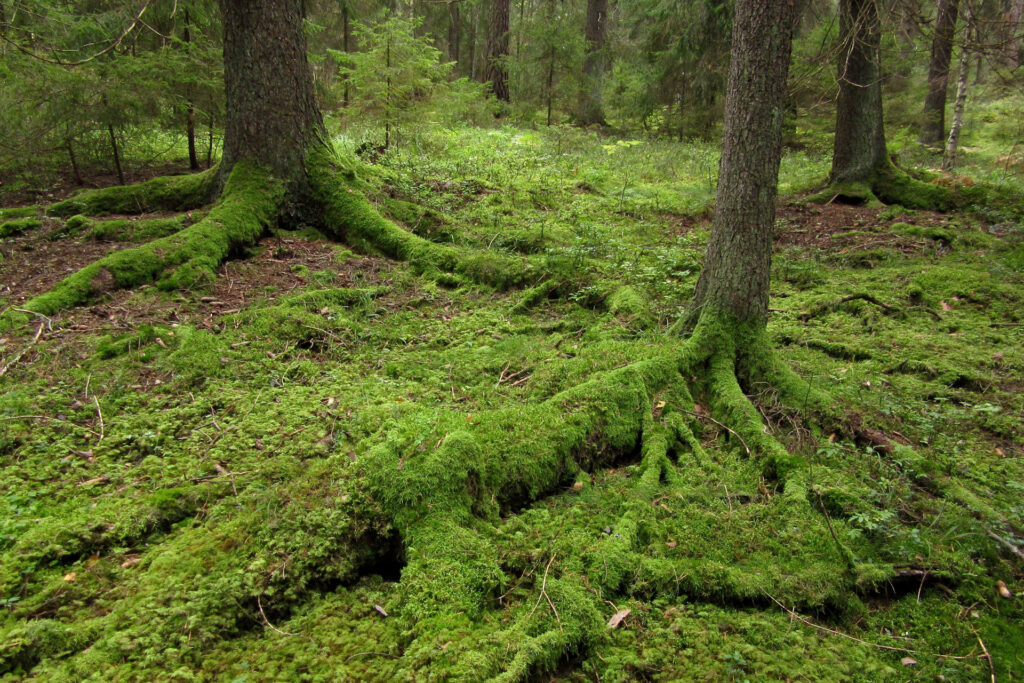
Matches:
[335,15,460,146]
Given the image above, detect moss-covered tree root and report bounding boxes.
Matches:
[14,163,284,319]
[12,309,939,681]
[47,167,219,217]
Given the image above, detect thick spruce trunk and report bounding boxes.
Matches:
[829,0,887,187]
[920,0,960,145]
[486,0,511,101]
[688,0,803,328]
[575,0,608,126]
[220,0,327,203]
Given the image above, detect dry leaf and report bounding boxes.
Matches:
[607,609,631,629]
[940,300,952,311]
[996,448,1005,457]
[572,481,584,491]
[374,604,389,617]
[155,337,167,348]
[665,541,678,549]
[63,572,76,582]
[900,657,917,666]
[120,557,140,569]
[997,580,1013,599]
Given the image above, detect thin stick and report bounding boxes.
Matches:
[0,415,102,439]
[764,592,977,661]
[0,323,43,378]
[529,554,557,621]
[680,409,751,455]
[257,595,297,637]
[92,395,104,442]
[12,309,52,330]
[972,625,996,683]
[988,530,1024,560]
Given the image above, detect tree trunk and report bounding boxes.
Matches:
[574,0,608,126]
[220,0,326,199]
[342,1,351,107]
[920,0,960,145]
[486,0,511,101]
[447,1,460,69]
[687,0,803,328]
[1008,0,1023,67]
[66,137,83,186]
[829,0,887,188]
[943,40,970,169]
[183,8,200,170]
[108,124,125,185]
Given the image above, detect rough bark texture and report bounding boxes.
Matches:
[943,43,970,169]
[486,0,511,102]
[829,0,887,186]
[575,0,608,126]
[921,0,960,145]
[687,0,803,326]
[220,0,327,197]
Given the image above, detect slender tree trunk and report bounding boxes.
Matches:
[920,0,960,144]
[943,42,970,168]
[546,45,555,125]
[829,0,887,187]
[575,0,608,126]
[688,0,804,327]
[66,137,83,186]
[1008,0,1024,67]
[486,0,511,101]
[220,0,326,196]
[108,124,125,185]
[468,9,478,81]
[385,30,392,149]
[342,2,351,107]
[183,9,200,171]
[447,1,460,69]
[207,111,215,168]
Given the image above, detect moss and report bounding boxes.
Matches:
[0,205,41,221]
[47,167,218,217]
[308,145,533,290]
[20,163,282,315]
[0,216,43,238]
[871,163,951,211]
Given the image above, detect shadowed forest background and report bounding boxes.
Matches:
[1,0,1023,680]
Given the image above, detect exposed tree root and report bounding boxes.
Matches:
[47,167,219,217]
[9,163,283,321]
[808,162,951,211]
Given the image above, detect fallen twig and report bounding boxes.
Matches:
[987,530,1024,560]
[257,595,297,637]
[0,323,43,378]
[93,395,104,442]
[764,592,978,661]
[529,554,562,630]
[680,409,751,456]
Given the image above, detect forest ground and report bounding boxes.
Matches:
[0,122,1022,680]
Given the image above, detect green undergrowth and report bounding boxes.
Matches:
[0,123,1022,680]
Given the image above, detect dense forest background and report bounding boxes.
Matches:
[1,0,1023,681]
[1,0,1022,196]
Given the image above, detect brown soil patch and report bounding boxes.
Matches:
[774,203,951,254]
[1,228,390,349]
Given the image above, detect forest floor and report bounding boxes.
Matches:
[0,125,1022,681]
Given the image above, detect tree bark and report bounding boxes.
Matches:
[920,0,960,145]
[574,0,608,126]
[108,124,125,185]
[486,0,511,101]
[688,0,804,327]
[183,9,200,171]
[943,39,970,169]
[829,0,887,187]
[220,0,326,195]
[447,1,460,68]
